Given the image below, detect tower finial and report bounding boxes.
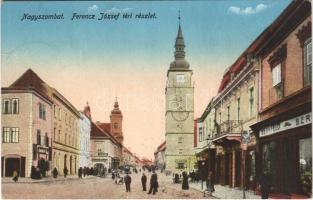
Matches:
[178,10,181,25]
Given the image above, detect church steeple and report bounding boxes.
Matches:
[170,11,190,70]
[175,11,185,59]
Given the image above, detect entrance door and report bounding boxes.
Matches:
[5,158,20,177]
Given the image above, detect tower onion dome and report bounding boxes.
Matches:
[111,97,122,115]
[170,18,190,69]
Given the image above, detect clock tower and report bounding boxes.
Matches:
[165,16,195,173]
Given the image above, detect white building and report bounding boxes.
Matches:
[79,105,91,168]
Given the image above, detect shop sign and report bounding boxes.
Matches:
[38,147,48,154]
[241,130,251,144]
[259,112,311,138]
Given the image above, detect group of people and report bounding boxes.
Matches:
[114,170,159,195]
[78,166,97,178]
[51,166,98,179]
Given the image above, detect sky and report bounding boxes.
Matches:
[1,0,291,159]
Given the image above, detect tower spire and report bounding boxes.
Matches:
[175,11,185,60]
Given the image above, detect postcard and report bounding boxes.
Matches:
[1,0,311,199]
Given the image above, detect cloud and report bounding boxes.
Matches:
[122,8,132,12]
[88,5,98,13]
[107,7,121,13]
[228,3,268,15]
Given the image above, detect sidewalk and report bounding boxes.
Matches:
[189,181,261,199]
[2,175,99,184]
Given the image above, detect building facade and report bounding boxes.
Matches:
[2,70,53,177]
[79,107,91,168]
[251,0,311,198]
[211,54,259,189]
[50,89,80,176]
[154,142,166,171]
[90,121,122,172]
[165,21,195,174]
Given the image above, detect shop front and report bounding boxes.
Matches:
[253,112,312,198]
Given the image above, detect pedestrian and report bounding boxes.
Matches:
[141,173,147,191]
[52,167,58,178]
[12,170,18,182]
[83,167,87,177]
[124,173,132,192]
[259,170,271,199]
[206,170,215,194]
[112,172,115,180]
[148,171,158,195]
[63,167,68,178]
[182,171,189,190]
[78,167,83,179]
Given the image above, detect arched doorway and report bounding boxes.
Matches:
[70,155,73,174]
[5,158,20,177]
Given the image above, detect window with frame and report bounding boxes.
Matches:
[199,127,203,142]
[3,127,11,143]
[45,132,49,147]
[12,99,19,114]
[54,128,56,141]
[3,99,11,114]
[39,103,46,120]
[237,98,240,121]
[37,130,41,145]
[11,128,19,143]
[272,63,282,87]
[59,108,62,120]
[249,87,254,117]
[58,130,61,142]
[54,105,56,118]
[304,38,312,86]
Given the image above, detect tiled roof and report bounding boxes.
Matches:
[91,122,110,138]
[98,123,111,133]
[8,69,80,117]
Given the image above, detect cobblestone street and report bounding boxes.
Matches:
[2,172,213,199]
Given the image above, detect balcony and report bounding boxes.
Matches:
[212,120,243,141]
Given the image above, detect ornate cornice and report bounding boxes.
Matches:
[267,44,287,67]
[296,21,312,48]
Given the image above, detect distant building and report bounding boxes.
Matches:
[90,121,122,171]
[154,142,166,170]
[79,103,91,168]
[2,70,53,177]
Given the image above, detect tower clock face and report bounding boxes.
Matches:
[171,112,189,122]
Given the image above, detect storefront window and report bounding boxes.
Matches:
[262,141,276,181]
[299,138,312,197]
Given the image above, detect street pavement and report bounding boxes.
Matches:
[189,181,260,199]
[2,171,214,199]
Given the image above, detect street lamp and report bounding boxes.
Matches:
[241,130,250,199]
